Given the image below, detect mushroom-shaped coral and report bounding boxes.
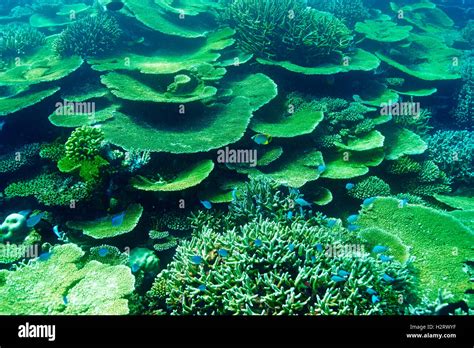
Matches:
[54,14,122,58]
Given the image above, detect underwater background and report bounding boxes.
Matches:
[0,0,472,315]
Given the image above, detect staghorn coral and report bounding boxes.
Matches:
[65,126,104,162]
[152,218,416,315]
[228,177,304,224]
[348,176,391,200]
[385,157,422,175]
[221,0,353,66]
[54,14,122,58]
[4,172,92,207]
[427,130,473,185]
[0,143,40,175]
[0,23,45,58]
[392,108,433,138]
[309,0,369,28]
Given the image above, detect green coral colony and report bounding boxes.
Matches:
[0,0,472,316]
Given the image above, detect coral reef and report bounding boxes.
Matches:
[0,23,45,58]
[221,0,353,66]
[309,0,369,27]
[4,173,92,207]
[0,143,40,175]
[65,126,104,162]
[0,244,135,314]
[54,14,122,58]
[358,198,474,302]
[153,217,415,315]
[427,130,473,185]
[347,176,391,200]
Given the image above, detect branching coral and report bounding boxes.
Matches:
[4,172,92,207]
[0,23,45,58]
[348,176,391,200]
[228,177,302,224]
[152,218,415,315]
[453,56,473,129]
[221,0,353,66]
[54,14,122,58]
[65,126,104,162]
[427,130,473,185]
[392,108,433,138]
[309,0,369,28]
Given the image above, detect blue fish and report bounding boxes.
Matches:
[366,288,377,296]
[191,255,203,265]
[345,183,355,190]
[399,198,408,208]
[252,133,272,145]
[254,239,262,247]
[311,256,316,263]
[63,296,68,305]
[98,248,109,257]
[286,211,293,220]
[317,164,326,173]
[288,243,295,252]
[111,212,125,227]
[38,252,51,261]
[53,225,62,239]
[379,255,392,263]
[347,214,359,224]
[0,120,5,131]
[331,275,346,283]
[18,210,31,217]
[372,245,388,253]
[347,224,359,231]
[372,295,380,303]
[326,219,337,228]
[131,263,140,272]
[382,273,395,283]
[198,284,207,292]
[231,188,238,201]
[295,198,311,207]
[362,197,376,207]
[200,200,212,210]
[218,249,228,257]
[338,270,350,278]
[315,243,323,252]
[26,212,45,228]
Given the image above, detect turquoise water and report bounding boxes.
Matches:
[0,0,472,315]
